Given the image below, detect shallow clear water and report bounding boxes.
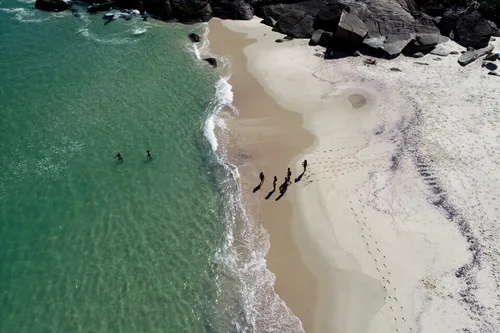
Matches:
[0,3,229,332]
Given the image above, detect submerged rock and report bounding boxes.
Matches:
[203,57,218,68]
[189,33,201,43]
[35,0,71,11]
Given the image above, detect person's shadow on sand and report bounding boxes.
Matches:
[295,171,305,183]
[265,190,275,200]
[253,184,263,193]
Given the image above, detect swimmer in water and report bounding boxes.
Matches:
[114,152,123,161]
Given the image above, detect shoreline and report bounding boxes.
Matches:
[207,19,320,333]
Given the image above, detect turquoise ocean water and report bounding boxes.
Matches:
[0,2,304,332]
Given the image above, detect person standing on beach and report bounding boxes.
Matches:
[286,168,292,185]
[272,176,277,192]
[302,159,307,172]
[253,172,265,193]
[114,152,123,161]
[147,150,152,158]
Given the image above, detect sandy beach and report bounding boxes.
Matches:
[207,17,500,333]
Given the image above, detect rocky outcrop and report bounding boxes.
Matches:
[35,0,499,61]
[455,11,492,49]
[35,0,71,11]
[334,10,367,45]
[211,0,253,20]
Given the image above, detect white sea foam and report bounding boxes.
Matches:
[131,27,147,36]
[199,27,304,333]
[77,27,136,45]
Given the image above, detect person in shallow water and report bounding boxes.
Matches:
[114,152,123,161]
[147,150,152,158]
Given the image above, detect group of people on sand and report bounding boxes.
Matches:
[114,150,152,161]
[254,160,307,200]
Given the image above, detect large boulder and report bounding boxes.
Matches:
[455,11,492,49]
[334,10,367,46]
[168,0,212,22]
[211,0,253,20]
[347,0,439,38]
[438,8,462,37]
[35,0,71,11]
[313,2,349,32]
[256,1,323,38]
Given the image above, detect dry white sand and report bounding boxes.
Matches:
[220,17,500,333]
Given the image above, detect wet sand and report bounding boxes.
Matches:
[208,19,318,333]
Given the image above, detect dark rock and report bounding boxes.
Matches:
[390,67,402,72]
[488,71,500,77]
[261,16,276,27]
[283,35,294,40]
[379,33,413,59]
[189,33,201,43]
[324,48,351,59]
[439,8,462,37]
[35,0,71,11]
[404,33,439,55]
[203,57,218,68]
[458,44,493,66]
[455,11,492,49]
[309,29,324,46]
[354,2,439,38]
[482,62,498,71]
[275,38,283,43]
[334,10,367,46]
[450,51,460,55]
[414,62,429,65]
[274,10,315,38]
[318,31,334,47]
[313,2,349,32]
[256,2,319,38]
[168,0,212,22]
[211,0,253,20]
